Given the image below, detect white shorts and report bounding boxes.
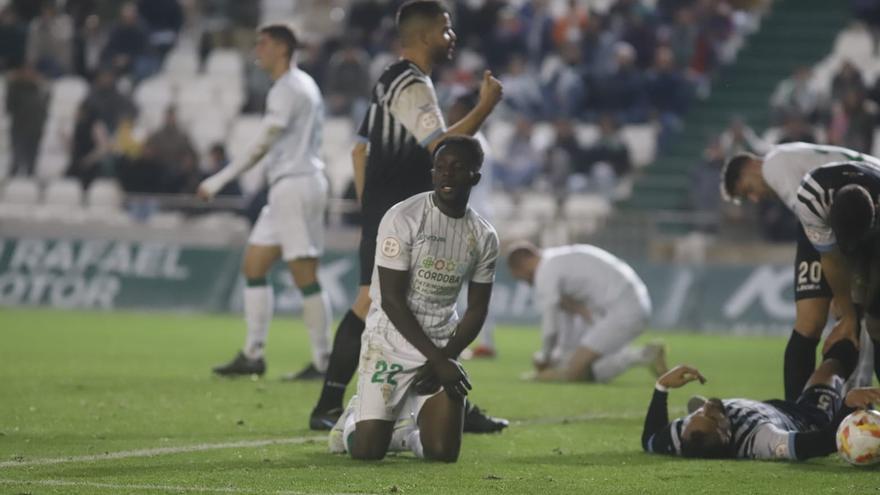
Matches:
[249,173,328,261]
[580,289,651,355]
[355,328,446,423]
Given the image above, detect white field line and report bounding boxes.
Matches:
[0,436,325,469]
[0,410,649,471]
[0,478,372,495]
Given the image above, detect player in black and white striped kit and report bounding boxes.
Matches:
[721,143,880,399]
[795,160,880,386]
[642,332,880,460]
[309,0,506,432]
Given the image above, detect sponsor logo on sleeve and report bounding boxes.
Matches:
[381,237,401,258]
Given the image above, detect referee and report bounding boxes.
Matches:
[310,0,505,431]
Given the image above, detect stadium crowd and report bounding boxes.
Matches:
[1,0,767,212]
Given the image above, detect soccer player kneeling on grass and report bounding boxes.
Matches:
[507,243,666,383]
[328,136,498,462]
[642,324,880,460]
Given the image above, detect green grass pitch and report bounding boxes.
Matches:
[0,308,877,494]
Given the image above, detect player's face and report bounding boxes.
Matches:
[432,149,479,205]
[735,173,771,203]
[254,34,284,70]
[683,398,731,450]
[428,13,456,63]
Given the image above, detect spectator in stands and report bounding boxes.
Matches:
[776,111,817,145]
[143,106,197,189]
[551,0,590,48]
[518,0,555,67]
[0,6,27,71]
[137,0,183,60]
[545,118,586,195]
[582,113,632,188]
[324,41,371,123]
[73,14,107,79]
[495,116,543,191]
[828,88,875,153]
[6,64,49,176]
[80,67,136,132]
[645,46,693,148]
[665,7,699,73]
[718,116,768,157]
[579,14,618,78]
[25,1,75,77]
[501,53,545,118]
[592,42,649,123]
[831,59,866,102]
[67,105,114,188]
[102,2,150,79]
[770,66,821,123]
[200,143,241,197]
[622,9,658,70]
[541,41,587,118]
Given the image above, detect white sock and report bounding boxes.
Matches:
[342,408,358,455]
[590,345,647,383]
[302,289,331,372]
[243,284,273,360]
[406,429,424,458]
[389,419,418,452]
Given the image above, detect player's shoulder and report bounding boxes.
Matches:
[384,191,432,222]
[377,60,430,98]
[466,207,498,239]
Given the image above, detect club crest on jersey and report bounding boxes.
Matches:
[421,256,457,273]
[418,111,439,131]
[381,237,401,258]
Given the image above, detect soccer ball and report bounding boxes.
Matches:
[836,409,880,466]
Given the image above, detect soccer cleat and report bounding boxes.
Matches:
[470,345,497,359]
[643,341,668,378]
[280,363,325,382]
[212,351,265,377]
[687,395,708,414]
[463,403,508,433]
[328,396,357,454]
[310,406,343,431]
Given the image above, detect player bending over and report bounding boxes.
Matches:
[507,242,666,382]
[798,161,880,385]
[198,25,331,380]
[329,136,498,462]
[721,143,880,398]
[643,327,880,460]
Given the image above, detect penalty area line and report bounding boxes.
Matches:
[0,478,373,495]
[0,436,326,469]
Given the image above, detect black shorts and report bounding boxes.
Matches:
[794,224,832,301]
[358,221,379,286]
[770,378,844,430]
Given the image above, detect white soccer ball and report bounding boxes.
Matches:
[836,409,880,466]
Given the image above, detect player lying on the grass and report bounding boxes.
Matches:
[507,242,666,382]
[721,143,880,399]
[796,161,880,386]
[329,135,498,462]
[197,24,332,381]
[642,325,880,460]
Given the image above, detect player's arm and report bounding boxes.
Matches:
[428,71,504,152]
[643,366,707,454]
[352,141,367,204]
[198,124,283,199]
[443,281,493,358]
[378,266,471,396]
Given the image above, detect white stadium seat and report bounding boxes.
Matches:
[163,48,200,81]
[49,76,89,117]
[620,124,658,169]
[489,190,515,220]
[530,122,556,152]
[205,49,244,78]
[86,178,124,210]
[134,76,173,114]
[43,177,83,207]
[1,177,40,205]
[519,192,558,220]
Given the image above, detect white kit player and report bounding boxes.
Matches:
[329,136,498,462]
[507,242,666,382]
[720,142,880,398]
[197,25,331,380]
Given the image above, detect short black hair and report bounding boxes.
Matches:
[720,152,758,202]
[829,184,875,253]
[506,241,540,268]
[259,24,298,58]
[681,430,730,459]
[396,0,448,31]
[433,135,484,169]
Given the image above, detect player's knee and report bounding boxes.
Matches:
[422,439,460,463]
[350,441,387,461]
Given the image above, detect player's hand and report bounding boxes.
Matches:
[822,316,859,354]
[430,358,472,400]
[845,387,880,408]
[413,364,441,395]
[478,70,503,108]
[656,365,706,389]
[196,175,226,201]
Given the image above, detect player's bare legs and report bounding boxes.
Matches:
[350,419,394,460]
[536,343,666,383]
[212,244,280,377]
[417,392,465,462]
[284,257,332,378]
[784,297,830,399]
